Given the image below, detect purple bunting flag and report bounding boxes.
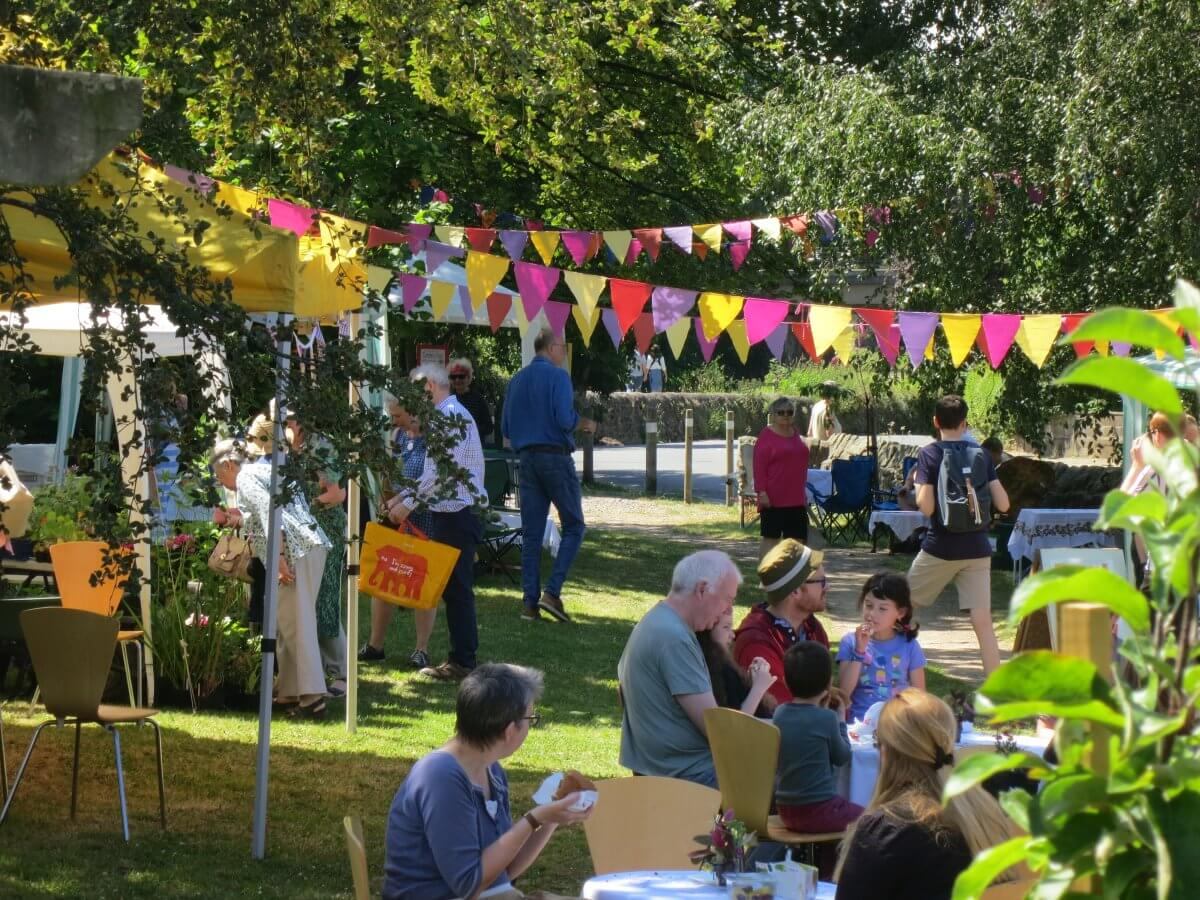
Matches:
[898,311,939,369]
[401,275,427,314]
[694,317,719,362]
[544,300,572,337]
[499,230,529,261]
[722,221,753,243]
[651,285,698,333]
[458,285,474,323]
[424,240,464,276]
[663,226,694,255]
[764,324,789,360]
[601,309,624,349]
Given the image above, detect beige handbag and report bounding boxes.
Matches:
[0,461,33,539]
[207,530,255,582]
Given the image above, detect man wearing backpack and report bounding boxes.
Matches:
[909,395,1010,675]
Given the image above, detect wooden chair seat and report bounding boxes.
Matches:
[96,704,159,725]
[117,629,144,642]
[765,815,845,846]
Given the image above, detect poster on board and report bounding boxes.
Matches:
[417,344,447,367]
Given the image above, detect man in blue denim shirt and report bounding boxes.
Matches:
[502,327,595,623]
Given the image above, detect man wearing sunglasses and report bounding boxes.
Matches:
[447,358,493,447]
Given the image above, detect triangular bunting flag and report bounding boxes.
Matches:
[697,292,745,341]
[898,312,939,369]
[514,261,560,322]
[610,279,653,337]
[600,309,623,348]
[663,226,694,255]
[723,221,753,243]
[809,305,853,356]
[764,324,789,360]
[366,265,393,294]
[781,214,809,236]
[465,228,496,252]
[1061,313,1094,358]
[367,226,408,248]
[430,280,456,321]
[651,285,698,332]
[979,314,1022,369]
[743,298,790,345]
[572,305,602,347]
[401,275,428,314]
[499,229,529,260]
[790,322,817,360]
[458,285,474,323]
[727,319,751,364]
[407,223,434,244]
[586,232,605,262]
[1111,341,1132,357]
[561,231,595,267]
[694,223,724,253]
[729,241,750,271]
[424,240,463,276]
[633,228,662,261]
[694,318,720,362]
[624,238,643,266]
[1095,339,1110,356]
[486,293,511,333]
[602,230,632,262]
[434,225,465,248]
[1014,315,1062,368]
[941,314,982,367]
[751,217,782,240]
[530,231,561,265]
[267,198,319,236]
[466,251,510,309]
[694,242,709,261]
[514,298,532,337]
[563,271,608,321]
[544,300,572,337]
[665,317,691,359]
[854,307,901,366]
[831,327,856,363]
[632,313,656,353]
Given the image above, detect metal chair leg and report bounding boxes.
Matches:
[28,686,39,716]
[0,707,8,801]
[0,720,52,825]
[69,721,81,819]
[134,640,144,709]
[119,641,136,708]
[110,727,130,842]
[148,719,166,829]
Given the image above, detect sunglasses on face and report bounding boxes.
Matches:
[805,577,828,588]
[775,409,795,417]
[449,374,468,380]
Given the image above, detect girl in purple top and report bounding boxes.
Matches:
[837,573,926,722]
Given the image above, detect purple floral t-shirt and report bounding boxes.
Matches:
[837,632,927,722]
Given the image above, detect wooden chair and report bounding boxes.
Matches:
[0,607,166,841]
[982,880,1036,899]
[737,438,759,529]
[49,541,143,708]
[344,814,370,900]
[704,707,844,857]
[584,776,721,875]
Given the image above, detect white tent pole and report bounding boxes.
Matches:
[345,309,360,734]
[251,315,291,860]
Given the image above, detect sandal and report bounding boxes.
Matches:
[290,698,327,719]
[327,680,346,698]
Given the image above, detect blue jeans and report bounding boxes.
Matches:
[518,451,586,608]
[429,507,482,669]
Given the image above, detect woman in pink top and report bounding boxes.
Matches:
[753,396,810,558]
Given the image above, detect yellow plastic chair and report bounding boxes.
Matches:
[584,776,721,875]
[344,814,371,900]
[704,707,845,853]
[0,607,166,841]
[49,541,143,708]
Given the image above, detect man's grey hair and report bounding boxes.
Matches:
[533,326,558,354]
[670,550,743,597]
[411,363,449,389]
[211,438,251,470]
[382,391,399,411]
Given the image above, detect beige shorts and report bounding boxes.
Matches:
[908,551,991,612]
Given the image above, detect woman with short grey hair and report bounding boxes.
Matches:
[383,664,593,900]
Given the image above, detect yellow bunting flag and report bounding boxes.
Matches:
[751,217,782,240]
[366,265,393,294]
[808,305,853,356]
[697,292,745,341]
[831,326,856,363]
[694,224,724,253]
[529,231,561,265]
[563,271,607,320]
[1014,315,1062,368]
[602,230,632,262]
[572,305,601,347]
[215,180,263,218]
[727,319,750,364]
[666,316,692,359]
[1149,309,1179,359]
[430,280,457,321]
[465,251,510,309]
[514,300,530,337]
[1095,339,1110,356]
[941,314,981,367]
[434,225,465,248]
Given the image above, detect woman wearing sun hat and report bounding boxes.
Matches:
[733,538,831,706]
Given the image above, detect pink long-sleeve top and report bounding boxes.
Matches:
[753,427,810,509]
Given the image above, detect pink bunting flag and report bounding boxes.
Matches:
[651,285,698,332]
[694,318,719,362]
[722,221,753,243]
[898,312,939,369]
[729,241,751,271]
[855,308,901,366]
[865,229,879,248]
[560,231,596,267]
[663,226,694,255]
[624,238,643,266]
[267,198,319,236]
[742,298,790,345]
[407,223,434,243]
[514,261,560,322]
[401,275,427,314]
[979,314,1023,369]
[764,324,789,360]
[543,300,572,337]
[164,164,215,194]
[601,309,624,349]
[424,240,463,276]
[499,230,529,260]
[458,285,474,323]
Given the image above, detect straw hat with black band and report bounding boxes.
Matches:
[758,538,825,604]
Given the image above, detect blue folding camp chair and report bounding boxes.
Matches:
[808,455,876,546]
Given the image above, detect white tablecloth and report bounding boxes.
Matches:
[806,469,832,504]
[1006,508,1113,564]
[582,870,835,899]
[868,510,930,543]
[838,729,1048,808]
[492,509,561,557]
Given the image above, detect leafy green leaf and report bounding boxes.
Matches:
[1038,772,1110,823]
[1065,308,1185,359]
[1010,566,1150,632]
[1098,489,1168,531]
[951,836,1031,900]
[944,751,1045,801]
[1057,357,1183,415]
[979,653,1124,728]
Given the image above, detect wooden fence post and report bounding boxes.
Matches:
[725,409,735,507]
[581,430,594,485]
[684,408,694,504]
[645,422,657,496]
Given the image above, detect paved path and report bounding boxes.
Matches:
[574,440,735,503]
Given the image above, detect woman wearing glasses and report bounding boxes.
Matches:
[753,396,811,559]
[383,664,593,900]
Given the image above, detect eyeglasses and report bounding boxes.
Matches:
[804,577,828,588]
[521,713,542,728]
[774,409,795,417]
[449,373,468,380]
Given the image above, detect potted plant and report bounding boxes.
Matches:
[24,471,94,557]
[691,809,757,887]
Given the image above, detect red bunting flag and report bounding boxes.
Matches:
[465,228,497,252]
[632,313,656,353]
[609,279,652,337]
[855,307,901,366]
[729,241,750,271]
[790,322,817,360]
[1061,313,1094,358]
[367,226,409,248]
[486,293,512,333]
[780,214,809,236]
[633,228,663,261]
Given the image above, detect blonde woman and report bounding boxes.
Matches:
[835,689,1021,899]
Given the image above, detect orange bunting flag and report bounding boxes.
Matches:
[632,313,656,354]
[791,322,817,359]
[610,279,653,337]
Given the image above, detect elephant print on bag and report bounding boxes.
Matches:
[368,546,429,601]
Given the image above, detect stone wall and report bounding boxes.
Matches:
[1010,413,1123,463]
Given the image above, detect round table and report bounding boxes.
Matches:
[581,869,836,899]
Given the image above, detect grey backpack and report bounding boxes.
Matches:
[936,442,991,532]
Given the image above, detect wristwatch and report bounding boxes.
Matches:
[523,811,543,832]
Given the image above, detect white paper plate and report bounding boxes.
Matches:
[532,772,598,811]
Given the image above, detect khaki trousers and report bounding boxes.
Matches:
[276,547,328,702]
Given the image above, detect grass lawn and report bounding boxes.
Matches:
[0,496,972,898]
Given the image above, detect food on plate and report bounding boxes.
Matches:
[552,770,596,800]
